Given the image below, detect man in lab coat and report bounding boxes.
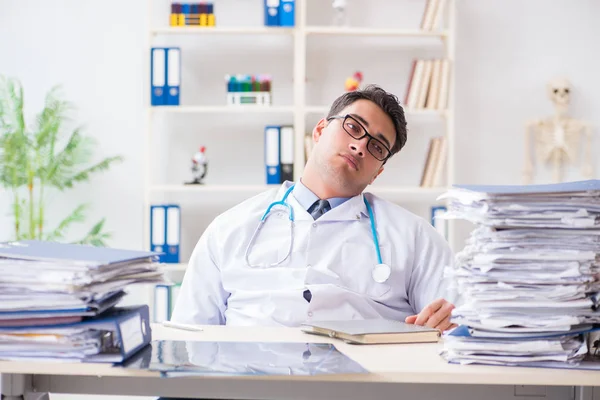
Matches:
[172,84,456,332]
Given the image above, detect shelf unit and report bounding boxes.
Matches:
[145,0,457,260]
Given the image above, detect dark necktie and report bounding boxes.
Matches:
[308,199,330,220]
[304,199,331,303]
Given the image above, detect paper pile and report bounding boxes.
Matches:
[439,180,600,369]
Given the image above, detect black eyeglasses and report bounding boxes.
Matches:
[326,115,391,161]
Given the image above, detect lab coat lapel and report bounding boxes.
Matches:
[319,193,369,222]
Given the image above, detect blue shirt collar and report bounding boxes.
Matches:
[292,180,352,211]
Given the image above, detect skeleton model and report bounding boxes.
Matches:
[523,77,593,184]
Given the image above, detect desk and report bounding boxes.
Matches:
[0,324,598,400]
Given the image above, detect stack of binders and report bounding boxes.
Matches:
[439,180,600,370]
[0,240,165,363]
[150,47,181,106]
[264,0,295,27]
[264,125,294,184]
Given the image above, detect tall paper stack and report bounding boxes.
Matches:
[438,180,600,370]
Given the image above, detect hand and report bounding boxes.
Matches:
[405,298,456,332]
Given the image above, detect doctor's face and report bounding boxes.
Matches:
[312,99,396,196]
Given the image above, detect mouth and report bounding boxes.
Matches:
[340,154,359,171]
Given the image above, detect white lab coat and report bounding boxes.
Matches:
[171,182,455,327]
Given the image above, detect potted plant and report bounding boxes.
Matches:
[0,75,123,246]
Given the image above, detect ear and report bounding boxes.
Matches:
[369,166,384,185]
[312,118,328,143]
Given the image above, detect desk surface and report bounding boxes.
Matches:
[0,324,599,386]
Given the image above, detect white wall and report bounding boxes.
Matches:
[0,0,147,250]
[454,0,600,185]
[1,0,599,275]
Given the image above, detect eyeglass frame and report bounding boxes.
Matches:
[326,114,393,162]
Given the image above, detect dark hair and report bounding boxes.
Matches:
[326,84,407,157]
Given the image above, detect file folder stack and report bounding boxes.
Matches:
[438,180,600,369]
[0,240,163,362]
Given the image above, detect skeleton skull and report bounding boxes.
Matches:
[547,77,571,107]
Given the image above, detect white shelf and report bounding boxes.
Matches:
[305,27,448,38]
[150,184,279,193]
[305,106,447,117]
[151,105,295,114]
[158,263,188,272]
[151,27,446,38]
[150,184,447,199]
[151,26,294,35]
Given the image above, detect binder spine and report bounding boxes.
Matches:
[265,126,281,184]
[279,125,294,183]
[166,47,181,106]
[165,205,181,263]
[150,48,166,106]
[264,0,280,26]
[279,0,295,27]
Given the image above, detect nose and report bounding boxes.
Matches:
[349,137,368,158]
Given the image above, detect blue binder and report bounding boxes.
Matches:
[166,47,181,106]
[150,47,166,106]
[265,126,281,184]
[150,204,180,263]
[279,0,295,26]
[0,305,152,364]
[264,0,280,26]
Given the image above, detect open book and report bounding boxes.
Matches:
[300,319,440,345]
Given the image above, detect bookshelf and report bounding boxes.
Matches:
[145,0,457,272]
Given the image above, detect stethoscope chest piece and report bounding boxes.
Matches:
[372,263,391,283]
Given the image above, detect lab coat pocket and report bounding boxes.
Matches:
[338,243,392,299]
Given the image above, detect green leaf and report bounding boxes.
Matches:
[76,218,112,247]
[44,204,88,242]
[60,155,123,189]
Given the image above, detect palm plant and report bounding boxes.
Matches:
[0,75,123,246]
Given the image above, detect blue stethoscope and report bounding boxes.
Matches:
[244,184,392,283]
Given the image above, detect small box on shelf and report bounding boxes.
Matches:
[225,74,272,106]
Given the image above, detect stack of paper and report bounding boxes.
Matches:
[0,240,163,361]
[438,180,600,369]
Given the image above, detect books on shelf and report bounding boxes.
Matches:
[170,3,216,27]
[420,136,447,188]
[404,58,451,111]
[420,0,447,31]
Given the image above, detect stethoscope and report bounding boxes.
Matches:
[244,184,392,284]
